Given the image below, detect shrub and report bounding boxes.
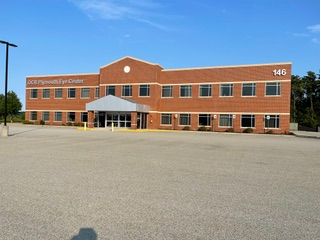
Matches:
[243,128,253,133]
[73,122,81,127]
[198,126,207,131]
[67,122,73,126]
[265,130,273,134]
[22,120,34,124]
[182,126,190,131]
[225,128,234,132]
[39,119,45,125]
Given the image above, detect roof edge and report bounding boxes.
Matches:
[162,62,292,72]
[26,73,99,78]
[100,56,163,69]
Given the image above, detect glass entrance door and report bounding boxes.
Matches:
[106,112,131,128]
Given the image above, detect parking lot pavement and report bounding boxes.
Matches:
[1,124,320,240]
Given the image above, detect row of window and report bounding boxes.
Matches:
[30,87,100,99]
[161,114,280,128]
[29,82,282,99]
[30,111,88,122]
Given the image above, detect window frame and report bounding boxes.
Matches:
[42,111,50,121]
[95,87,100,98]
[180,85,192,98]
[81,112,88,122]
[54,88,63,99]
[42,89,50,99]
[220,84,234,97]
[122,85,132,97]
[81,88,90,98]
[161,113,172,125]
[219,114,233,127]
[139,84,150,97]
[242,83,256,97]
[162,85,173,98]
[68,88,76,99]
[264,115,280,129]
[30,89,38,99]
[106,85,116,96]
[241,114,256,128]
[67,112,76,122]
[54,112,62,122]
[30,111,37,121]
[179,114,191,126]
[199,84,212,97]
[265,82,281,96]
[198,114,211,126]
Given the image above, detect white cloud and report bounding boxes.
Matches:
[307,24,320,33]
[311,38,320,44]
[69,0,166,30]
[293,33,309,37]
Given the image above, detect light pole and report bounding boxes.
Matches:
[0,40,18,137]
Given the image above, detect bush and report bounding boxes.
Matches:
[182,126,190,131]
[67,122,73,126]
[39,119,45,125]
[225,128,234,132]
[243,128,253,133]
[265,130,273,134]
[73,122,81,127]
[198,126,207,131]
[22,120,34,124]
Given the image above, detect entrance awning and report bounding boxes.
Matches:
[86,95,150,113]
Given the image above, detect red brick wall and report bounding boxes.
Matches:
[25,57,291,133]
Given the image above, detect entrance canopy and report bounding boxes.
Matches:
[86,95,150,113]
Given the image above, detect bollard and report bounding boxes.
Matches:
[111,122,114,132]
[84,122,87,131]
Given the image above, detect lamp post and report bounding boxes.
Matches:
[0,40,18,137]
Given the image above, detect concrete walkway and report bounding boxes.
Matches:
[292,130,320,139]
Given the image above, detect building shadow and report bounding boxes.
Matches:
[70,228,97,240]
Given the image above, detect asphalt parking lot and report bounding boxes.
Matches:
[0,124,319,240]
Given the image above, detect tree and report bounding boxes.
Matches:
[290,71,320,128]
[0,91,23,120]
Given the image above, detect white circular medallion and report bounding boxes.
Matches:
[124,66,130,73]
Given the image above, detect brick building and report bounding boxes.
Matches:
[25,56,291,133]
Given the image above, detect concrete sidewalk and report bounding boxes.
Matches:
[292,130,320,139]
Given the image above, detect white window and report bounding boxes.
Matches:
[180,85,192,97]
[30,89,38,99]
[264,115,280,128]
[161,113,172,125]
[241,115,255,128]
[139,85,150,97]
[81,112,88,122]
[67,112,76,122]
[95,87,100,98]
[106,86,116,96]
[199,85,212,97]
[179,114,191,125]
[220,84,233,96]
[198,114,211,126]
[122,85,132,97]
[42,89,50,99]
[55,88,63,98]
[68,88,76,98]
[266,82,281,96]
[54,112,62,122]
[30,111,37,121]
[219,114,232,127]
[242,83,256,96]
[42,111,49,121]
[162,86,173,97]
[81,88,90,98]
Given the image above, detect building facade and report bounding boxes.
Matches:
[25,56,291,133]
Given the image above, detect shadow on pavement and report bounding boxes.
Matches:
[70,228,97,240]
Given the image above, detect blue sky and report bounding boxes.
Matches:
[0,0,319,110]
